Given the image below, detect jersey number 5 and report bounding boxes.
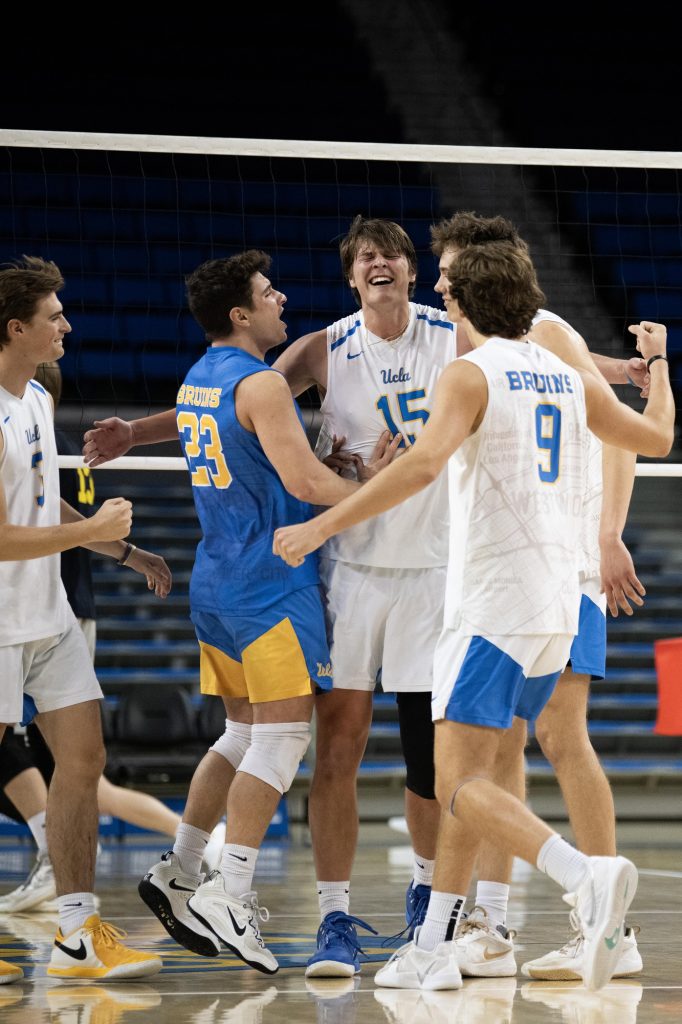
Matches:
[536,404,561,483]
[177,412,232,489]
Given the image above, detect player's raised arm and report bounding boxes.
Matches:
[272,328,328,398]
[581,322,674,457]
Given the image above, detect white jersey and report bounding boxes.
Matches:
[444,338,589,637]
[532,309,602,580]
[318,302,455,568]
[0,380,69,645]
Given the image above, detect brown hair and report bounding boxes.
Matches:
[339,215,417,305]
[430,211,527,258]
[0,256,64,349]
[447,242,545,339]
[186,250,272,340]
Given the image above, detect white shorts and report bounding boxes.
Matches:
[0,609,102,725]
[432,629,574,728]
[320,557,447,693]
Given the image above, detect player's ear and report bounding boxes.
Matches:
[230,306,249,327]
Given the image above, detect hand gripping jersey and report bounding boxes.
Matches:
[444,339,589,637]
[318,303,455,568]
[177,346,319,615]
[0,380,69,645]
[532,309,602,581]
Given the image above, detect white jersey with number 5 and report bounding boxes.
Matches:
[0,380,69,646]
[318,302,455,568]
[444,338,588,637]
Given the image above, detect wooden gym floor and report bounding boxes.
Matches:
[0,821,680,1023]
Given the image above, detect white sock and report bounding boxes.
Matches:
[537,833,590,893]
[416,891,466,950]
[413,855,435,888]
[27,810,49,857]
[221,844,258,898]
[58,892,97,935]
[475,881,510,930]
[173,822,210,878]
[317,880,350,920]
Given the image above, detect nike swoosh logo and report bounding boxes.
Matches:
[227,906,247,937]
[346,351,364,360]
[604,926,621,950]
[229,854,248,862]
[169,878,195,892]
[55,938,88,961]
[416,862,425,869]
[483,947,509,961]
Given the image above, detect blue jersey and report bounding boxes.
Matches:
[177,346,319,613]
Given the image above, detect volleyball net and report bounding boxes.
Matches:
[2,128,681,478]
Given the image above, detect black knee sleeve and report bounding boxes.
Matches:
[396,691,436,800]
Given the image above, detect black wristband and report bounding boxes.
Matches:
[646,354,668,371]
[117,541,136,566]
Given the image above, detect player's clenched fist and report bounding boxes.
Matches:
[273,519,326,567]
[90,497,133,541]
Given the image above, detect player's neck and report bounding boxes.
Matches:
[0,355,35,398]
[210,336,266,361]
[363,302,411,342]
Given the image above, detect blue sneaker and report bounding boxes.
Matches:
[405,882,431,940]
[305,911,378,978]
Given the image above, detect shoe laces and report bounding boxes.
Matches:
[89,920,128,948]
[382,887,431,948]
[242,892,270,948]
[558,909,584,955]
[318,912,377,958]
[458,906,516,941]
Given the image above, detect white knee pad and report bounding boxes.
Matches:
[209,719,252,770]
[238,722,311,795]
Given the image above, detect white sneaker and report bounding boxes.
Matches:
[0,854,56,912]
[138,851,220,957]
[574,855,638,991]
[188,871,278,974]
[202,821,226,875]
[521,902,643,981]
[374,933,462,991]
[453,906,517,977]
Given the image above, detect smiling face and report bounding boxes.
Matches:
[348,240,416,311]
[434,247,459,321]
[9,292,71,367]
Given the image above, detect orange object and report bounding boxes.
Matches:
[654,638,682,735]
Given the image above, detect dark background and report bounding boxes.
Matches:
[4,10,677,148]
[2,7,681,407]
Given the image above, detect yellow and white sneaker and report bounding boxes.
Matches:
[46,984,162,1022]
[0,958,24,985]
[521,906,642,981]
[47,915,162,980]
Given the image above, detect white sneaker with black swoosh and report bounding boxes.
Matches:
[138,851,220,957]
[188,870,279,974]
[574,855,638,991]
[47,915,162,979]
[374,930,462,991]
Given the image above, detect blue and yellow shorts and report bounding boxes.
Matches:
[191,585,331,704]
